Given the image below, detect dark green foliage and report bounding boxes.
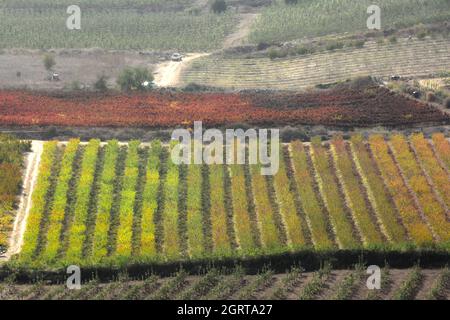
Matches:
[117,67,153,92]
[211,0,227,13]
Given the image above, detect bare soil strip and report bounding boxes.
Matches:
[153,12,259,88]
[222,13,259,49]
[153,53,210,87]
[4,141,44,260]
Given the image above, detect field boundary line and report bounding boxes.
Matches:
[387,142,440,242]
[223,164,239,252]
[347,142,391,243]
[34,145,64,258]
[366,141,413,242]
[286,145,316,248]
[6,140,44,259]
[283,145,313,247]
[308,146,342,249]
[409,140,450,218]
[266,174,290,248]
[428,139,450,176]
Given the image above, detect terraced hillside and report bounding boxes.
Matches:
[14,133,450,268]
[182,38,450,90]
[0,267,448,300]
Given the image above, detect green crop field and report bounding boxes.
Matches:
[0,3,238,51]
[14,134,450,269]
[1,0,193,9]
[248,0,450,44]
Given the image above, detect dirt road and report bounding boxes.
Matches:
[153,53,210,87]
[222,13,259,49]
[153,13,259,88]
[3,141,43,261]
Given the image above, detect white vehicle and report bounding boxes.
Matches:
[171,53,183,62]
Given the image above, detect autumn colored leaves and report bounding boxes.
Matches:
[0,88,448,128]
[0,135,29,250]
[19,134,450,266]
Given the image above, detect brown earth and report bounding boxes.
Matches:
[0,269,448,300]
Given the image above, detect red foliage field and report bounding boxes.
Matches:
[0,87,447,128]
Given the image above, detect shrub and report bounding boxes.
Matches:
[183,83,221,92]
[388,35,398,44]
[257,42,271,51]
[288,47,298,56]
[435,90,448,100]
[211,0,227,14]
[268,47,288,59]
[426,92,437,102]
[279,49,288,58]
[348,76,374,89]
[94,75,109,91]
[296,46,314,55]
[70,80,82,91]
[268,48,279,60]
[43,54,56,71]
[352,39,366,48]
[280,126,308,142]
[285,0,298,4]
[117,67,153,91]
[445,98,450,109]
[325,41,344,51]
[417,30,427,40]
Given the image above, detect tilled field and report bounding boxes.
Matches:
[0,268,448,300]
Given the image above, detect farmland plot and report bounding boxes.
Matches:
[14,135,450,267]
[0,8,237,51]
[0,135,30,252]
[0,268,448,300]
[248,0,450,43]
[1,87,448,128]
[182,39,450,90]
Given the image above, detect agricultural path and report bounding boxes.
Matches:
[3,141,43,261]
[222,13,259,49]
[153,13,259,87]
[153,53,211,87]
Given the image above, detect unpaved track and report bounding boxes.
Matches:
[153,13,259,88]
[4,141,43,260]
[222,13,259,49]
[153,53,210,87]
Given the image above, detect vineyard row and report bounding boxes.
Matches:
[19,133,450,267]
